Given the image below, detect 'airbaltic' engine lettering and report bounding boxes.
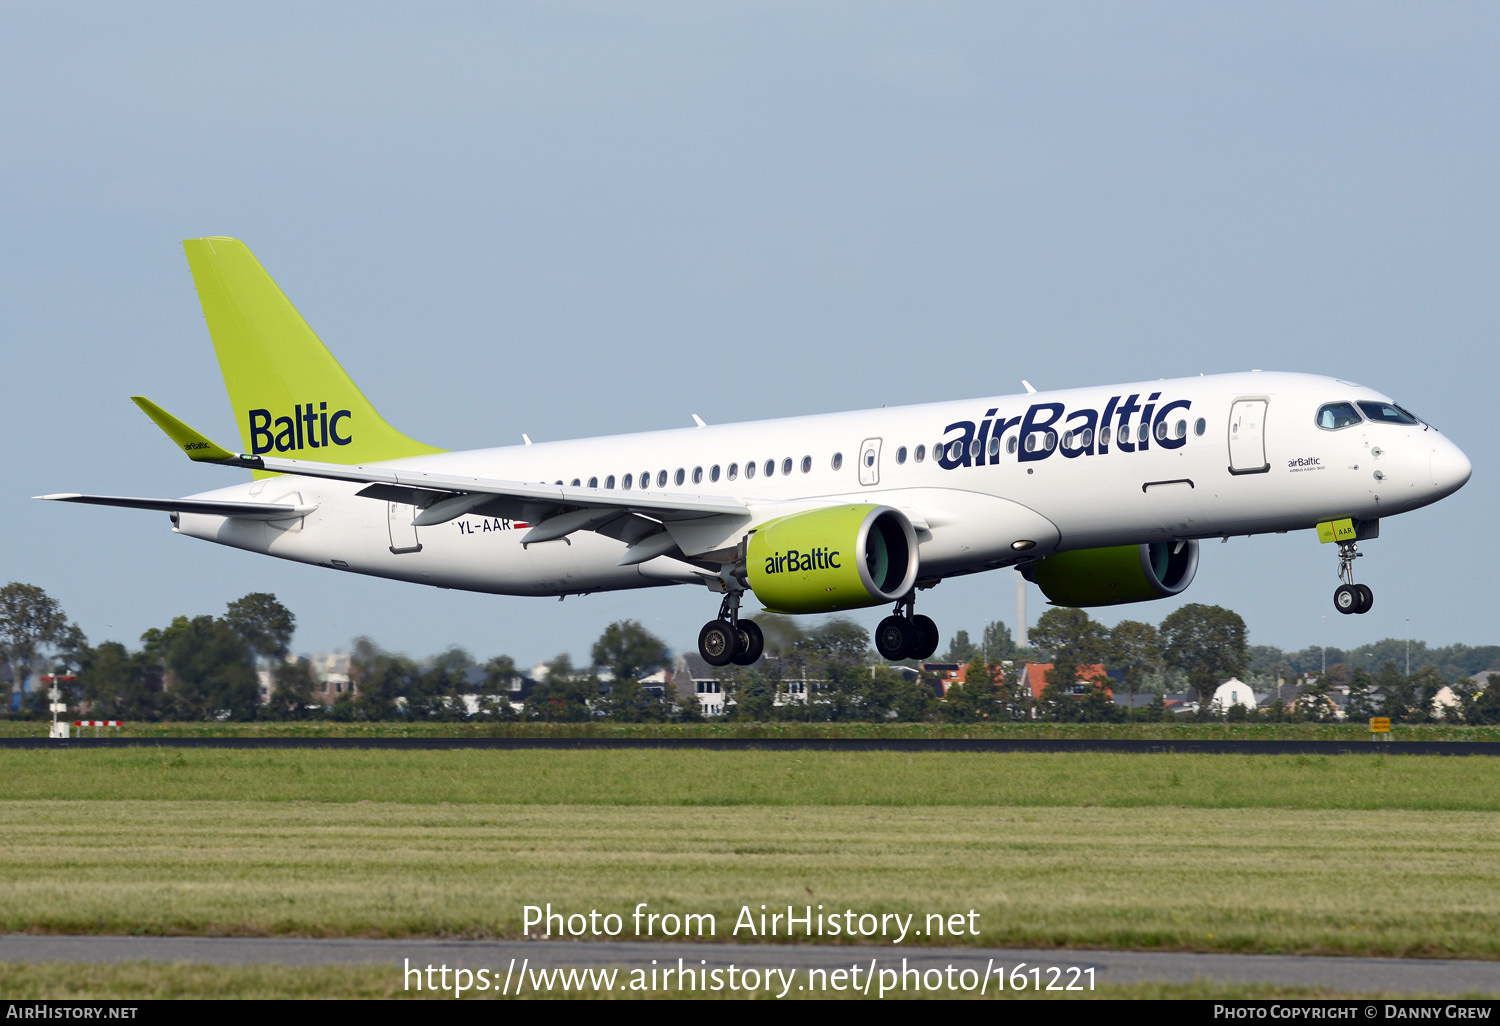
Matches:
[763,548,841,574]
[939,393,1192,469]
[249,403,352,455]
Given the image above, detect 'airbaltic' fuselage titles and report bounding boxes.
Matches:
[936,392,1192,469]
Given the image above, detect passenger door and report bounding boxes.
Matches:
[1228,399,1269,475]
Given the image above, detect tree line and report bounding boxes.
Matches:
[1,581,1496,724]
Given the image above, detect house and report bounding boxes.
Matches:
[1021,663,1111,702]
[1210,677,1257,714]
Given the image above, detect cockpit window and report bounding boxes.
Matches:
[1357,401,1420,426]
[1316,402,1363,431]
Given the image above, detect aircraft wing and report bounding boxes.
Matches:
[36,493,318,520]
[121,396,753,560]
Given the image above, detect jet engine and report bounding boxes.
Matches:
[745,504,919,614]
[1022,540,1199,607]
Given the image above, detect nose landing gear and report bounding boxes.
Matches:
[875,595,941,661]
[1332,541,1374,615]
[697,591,764,666]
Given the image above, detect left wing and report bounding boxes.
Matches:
[121,396,754,563]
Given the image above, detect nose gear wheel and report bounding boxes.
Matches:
[1332,542,1373,614]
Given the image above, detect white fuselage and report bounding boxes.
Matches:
[171,371,1471,600]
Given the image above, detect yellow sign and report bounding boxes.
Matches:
[1369,717,1391,733]
[1317,518,1358,544]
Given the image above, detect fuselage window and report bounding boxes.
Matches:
[570,478,580,487]
[693,466,703,484]
[1194,417,1207,437]
[1046,432,1057,451]
[1138,423,1148,444]
[949,441,963,461]
[588,477,598,488]
[641,470,650,488]
[728,463,739,481]
[914,445,925,463]
[675,468,685,486]
[1316,402,1363,430]
[896,446,907,464]
[1061,431,1073,449]
[555,480,563,486]
[1356,401,1419,426]
[988,436,1000,457]
[801,456,812,473]
[623,473,633,490]
[746,461,756,479]
[606,475,616,489]
[1154,420,1168,441]
[1118,424,1130,446]
[710,464,721,482]
[1007,436,1018,454]
[765,459,776,478]
[1175,420,1186,439]
[1024,434,1036,453]
[1098,427,1109,452]
[1081,428,1093,448]
[782,457,793,476]
[831,452,843,471]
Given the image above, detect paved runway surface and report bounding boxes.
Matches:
[3,737,1497,754]
[4,936,1497,995]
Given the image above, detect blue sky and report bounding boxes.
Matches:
[3,3,1494,667]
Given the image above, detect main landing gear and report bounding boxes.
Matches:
[1332,541,1374,615]
[698,591,764,667]
[874,595,940,662]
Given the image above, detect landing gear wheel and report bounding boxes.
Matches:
[698,620,740,666]
[731,619,764,665]
[1334,584,1360,615]
[910,615,940,661]
[875,615,914,661]
[1355,584,1374,614]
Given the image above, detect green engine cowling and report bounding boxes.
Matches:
[746,504,919,614]
[1023,540,1199,607]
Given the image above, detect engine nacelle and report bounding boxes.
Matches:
[1024,540,1199,607]
[746,504,919,614]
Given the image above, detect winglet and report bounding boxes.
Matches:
[131,396,240,463]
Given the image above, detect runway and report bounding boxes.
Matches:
[3,936,1496,995]
[2,737,1496,755]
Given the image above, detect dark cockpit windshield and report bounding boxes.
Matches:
[1357,401,1422,426]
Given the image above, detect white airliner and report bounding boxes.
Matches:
[41,239,1472,666]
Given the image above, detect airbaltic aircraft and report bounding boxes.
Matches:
[42,239,1472,666]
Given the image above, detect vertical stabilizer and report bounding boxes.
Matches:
[182,237,444,470]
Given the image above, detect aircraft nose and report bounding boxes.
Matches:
[1429,439,1473,496]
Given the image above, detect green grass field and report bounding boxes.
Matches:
[1,749,1499,965]
[4,719,1499,740]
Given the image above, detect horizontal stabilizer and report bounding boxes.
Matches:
[36,494,317,520]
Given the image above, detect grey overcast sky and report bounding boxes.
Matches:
[3,2,1494,668]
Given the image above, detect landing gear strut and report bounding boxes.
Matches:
[875,594,940,662]
[1332,541,1374,615]
[698,591,764,667]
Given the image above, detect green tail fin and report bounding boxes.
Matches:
[182,237,445,471]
